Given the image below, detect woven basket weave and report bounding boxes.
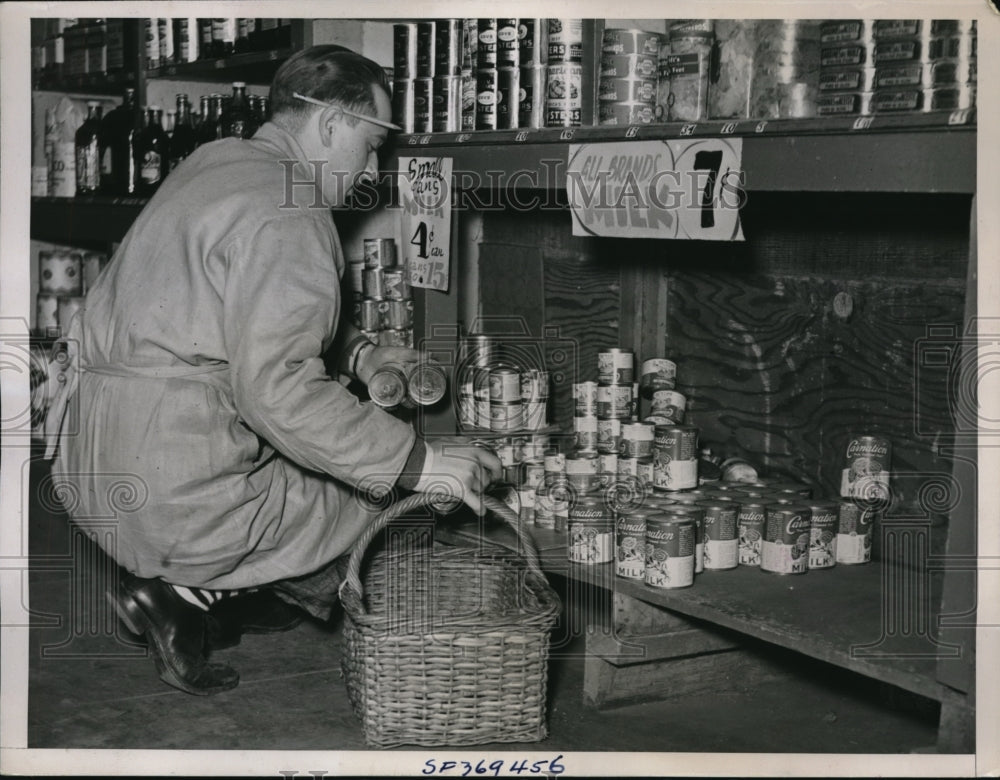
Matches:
[340,494,562,748]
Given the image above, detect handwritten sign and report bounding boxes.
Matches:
[398,156,453,291]
[567,139,745,241]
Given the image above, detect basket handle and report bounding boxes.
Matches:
[339,493,546,613]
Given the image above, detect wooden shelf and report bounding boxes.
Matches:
[437,519,967,707]
[31,196,147,244]
[145,48,293,84]
[387,113,976,194]
[34,70,137,96]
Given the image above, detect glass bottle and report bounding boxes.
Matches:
[219,81,258,138]
[100,87,140,196]
[136,106,168,196]
[74,101,102,195]
[211,18,236,58]
[169,94,197,169]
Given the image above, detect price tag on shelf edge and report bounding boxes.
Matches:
[398,156,453,292]
[567,139,745,241]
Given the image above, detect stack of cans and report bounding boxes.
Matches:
[818,19,976,116]
[545,18,584,128]
[392,20,465,133]
[598,28,661,126]
[350,238,414,348]
[474,19,524,130]
[455,334,550,432]
[748,20,820,119]
[36,246,107,336]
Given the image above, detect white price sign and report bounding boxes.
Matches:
[398,156,453,292]
[567,139,745,241]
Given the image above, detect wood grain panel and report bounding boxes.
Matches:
[543,252,621,429]
[664,272,965,507]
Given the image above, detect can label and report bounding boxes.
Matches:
[381,328,413,348]
[617,456,654,481]
[432,75,463,132]
[461,70,477,130]
[836,502,876,564]
[476,68,499,129]
[840,435,891,500]
[820,45,868,67]
[498,66,520,129]
[640,358,677,392]
[702,503,739,570]
[490,401,523,431]
[820,68,876,92]
[573,414,598,451]
[522,461,545,488]
[546,62,582,127]
[497,19,519,66]
[597,383,632,420]
[652,425,698,491]
[391,78,415,134]
[356,299,380,331]
[518,64,547,128]
[602,28,661,56]
[416,21,436,78]
[383,269,411,301]
[761,506,812,575]
[383,299,414,330]
[873,19,921,39]
[737,503,767,566]
[565,452,599,477]
[598,76,658,103]
[596,451,618,473]
[620,422,654,458]
[518,18,545,66]
[817,92,869,115]
[477,19,497,69]
[873,89,920,112]
[489,367,521,402]
[544,453,566,474]
[363,238,396,268]
[926,35,976,60]
[547,18,583,62]
[874,40,920,63]
[362,267,385,299]
[820,20,871,44]
[808,504,839,569]
[649,390,686,423]
[573,381,598,415]
[413,77,433,133]
[434,19,463,76]
[645,519,695,588]
[596,417,622,454]
[598,349,635,384]
[520,369,549,401]
[616,514,647,578]
[598,101,656,126]
[601,53,658,79]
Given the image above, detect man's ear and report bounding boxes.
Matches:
[317,105,342,146]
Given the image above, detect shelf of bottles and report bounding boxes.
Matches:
[32,18,140,95]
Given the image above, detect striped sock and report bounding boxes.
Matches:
[170,584,247,611]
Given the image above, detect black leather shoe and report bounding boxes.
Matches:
[109,575,240,696]
[206,589,305,651]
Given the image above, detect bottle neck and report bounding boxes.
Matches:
[231,85,247,106]
[176,99,192,126]
[87,105,102,122]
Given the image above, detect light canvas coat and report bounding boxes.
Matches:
[51,123,416,589]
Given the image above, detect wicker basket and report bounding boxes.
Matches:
[339,494,562,748]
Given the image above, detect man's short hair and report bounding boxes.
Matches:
[269,45,390,129]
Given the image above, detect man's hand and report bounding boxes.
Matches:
[356,344,422,386]
[412,441,503,515]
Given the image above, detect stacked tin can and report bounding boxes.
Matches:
[36,246,108,336]
[545,18,584,128]
[598,28,661,126]
[818,19,976,116]
[392,20,465,133]
[656,20,714,122]
[349,238,413,348]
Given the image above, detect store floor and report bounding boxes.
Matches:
[25,460,941,754]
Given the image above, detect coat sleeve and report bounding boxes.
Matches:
[221,212,416,490]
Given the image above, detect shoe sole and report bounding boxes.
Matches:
[106,588,239,696]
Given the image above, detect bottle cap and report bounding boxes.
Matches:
[233,81,246,88]
[149,105,161,111]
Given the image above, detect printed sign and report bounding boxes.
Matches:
[567,139,745,241]
[398,156,453,291]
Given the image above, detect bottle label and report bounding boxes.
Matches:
[213,18,236,43]
[75,142,100,190]
[229,119,246,138]
[140,151,162,184]
[100,145,113,176]
[49,141,76,197]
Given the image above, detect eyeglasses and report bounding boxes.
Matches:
[292,92,401,131]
